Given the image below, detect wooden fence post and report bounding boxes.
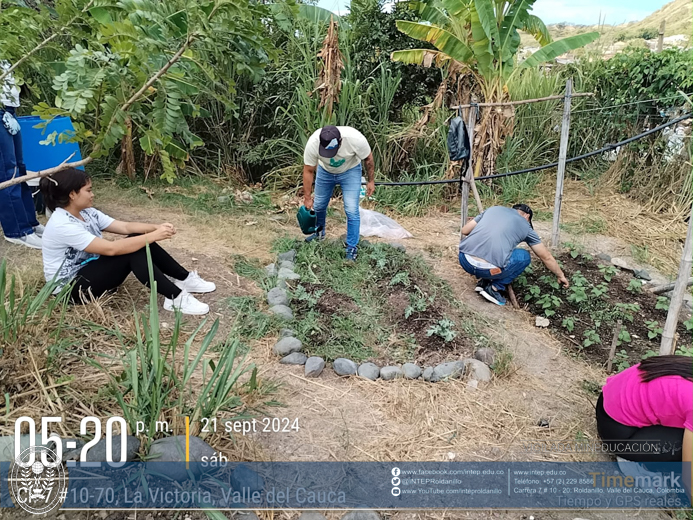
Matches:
[657,21,666,52]
[551,78,573,248]
[660,206,693,355]
[460,105,476,227]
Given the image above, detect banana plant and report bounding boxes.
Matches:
[391,0,599,177]
[392,0,599,81]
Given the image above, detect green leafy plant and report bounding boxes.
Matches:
[567,286,589,304]
[676,345,693,357]
[293,285,324,308]
[405,286,433,318]
[561,317,575,332]
[524,284,541,301]
[426,318,457,343]
[614,350,631,372]
[583,329,601,348]
[590,282,609,298]
[571,271,589,287]
[539,275,560,290]
[17,0,273,183]
[598,264,619,282]
[537,293,562,317]
[626,279,643,294]
[685,317,693,332]
[641,349,658,360]
[617,328,632,346]
[655,296,670,311]
[389,271,411,288]
[613,303,640,323]
[645,320,663,340]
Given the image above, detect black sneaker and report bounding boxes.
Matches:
[475,279,490,293]
[479,284,507,306]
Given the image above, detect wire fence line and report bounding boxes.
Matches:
[373,112,692,187]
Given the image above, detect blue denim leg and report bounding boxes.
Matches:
[336,164,362,249]
[492,249,531,291]
[14,130,39,227]
[0,118,35,238]
[313,166,337,235]
[459,249,530,291]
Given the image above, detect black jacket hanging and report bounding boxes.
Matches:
[447,111,470,161]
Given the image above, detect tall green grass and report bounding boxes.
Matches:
[85,248,256,449]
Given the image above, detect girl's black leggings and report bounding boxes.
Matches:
[596,392,684,462]
[69,242,188,303]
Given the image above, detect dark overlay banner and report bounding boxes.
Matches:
[1,461,690,510]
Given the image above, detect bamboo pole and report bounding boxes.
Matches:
[551,79,573,248]
[460,105,476,227]
[657,21,665,52]
[451,92,593,110]
[660,208,693,355]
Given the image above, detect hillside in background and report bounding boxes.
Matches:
[521,0,691,50]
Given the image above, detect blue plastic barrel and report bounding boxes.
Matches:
[18,115,84,173]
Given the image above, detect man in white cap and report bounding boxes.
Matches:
[303,125,375,261]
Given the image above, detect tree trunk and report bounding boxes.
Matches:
[116,117,136,180]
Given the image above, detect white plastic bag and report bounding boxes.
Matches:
[359,207,413,240]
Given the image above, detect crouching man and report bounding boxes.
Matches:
[459,204,569,306]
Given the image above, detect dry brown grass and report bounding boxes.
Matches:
[527,177,688,274]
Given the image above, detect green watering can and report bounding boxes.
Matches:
[297,205,322,235]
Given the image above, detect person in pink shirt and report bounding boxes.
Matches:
[597,355,691,496]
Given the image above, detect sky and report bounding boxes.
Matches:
[315,0,670,26]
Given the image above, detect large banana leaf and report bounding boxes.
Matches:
[473,0,500,47]
[441,0,471,20]
[498,0,535,63]
[391,49,452,68]
[521,14,551,46]
[396,20,473,64]
[520,31,600,67]
[298,4,341,24]
[469,3,494,77]
[410,0,451,27]
[268,3,340,30]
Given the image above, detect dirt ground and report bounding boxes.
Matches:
[0,183,686,520]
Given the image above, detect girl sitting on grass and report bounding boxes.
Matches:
[39,168,214,315]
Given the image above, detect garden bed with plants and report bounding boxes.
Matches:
[284,240,489,367]
[516,246,693,372]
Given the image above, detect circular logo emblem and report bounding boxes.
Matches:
[9,446,67,515]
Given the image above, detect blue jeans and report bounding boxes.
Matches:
[0,108,38,238]
[314,164,361,249]
[458,248,531,291]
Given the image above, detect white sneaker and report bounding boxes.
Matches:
[4,233,42,249]
[33,224,45,237]
[163,290,209,315]
[174,270,216,293]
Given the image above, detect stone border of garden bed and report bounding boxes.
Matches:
[265,250,495,386]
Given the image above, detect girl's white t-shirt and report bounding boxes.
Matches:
[42,207,114,292]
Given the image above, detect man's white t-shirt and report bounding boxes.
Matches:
[42,207,114,292]
[303,126,371,174]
